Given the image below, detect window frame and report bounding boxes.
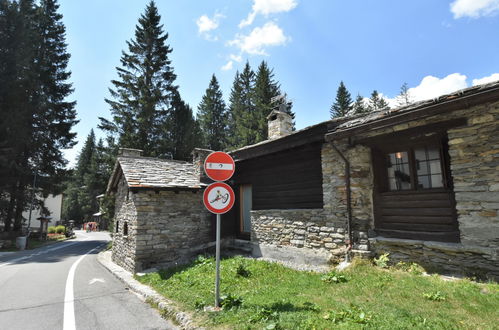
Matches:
[377,135,451,193]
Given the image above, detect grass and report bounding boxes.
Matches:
[136,256,499,329]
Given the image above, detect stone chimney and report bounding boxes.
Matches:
[267,109,293,140]
[118,148,143,157]
[191,148,214,184]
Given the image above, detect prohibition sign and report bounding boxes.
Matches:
[203,182,235,214]
[204,152,235,182]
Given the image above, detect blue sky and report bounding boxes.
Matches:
[59,0,499,166]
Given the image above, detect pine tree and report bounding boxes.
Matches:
[99,1,176,158]
[167,90,202,160]
[1,0,77,231]
[253,61,281,140]
[368,90,390,112]
[198,74,228,151]
[330,81,353,118]
[227,63,256,148]
[396,82,412,107]
[226,70,243,149]
[352,94,369,115]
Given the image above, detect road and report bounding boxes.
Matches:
[0,231,175,330]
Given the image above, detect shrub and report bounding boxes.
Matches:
[236,263,251,277]
[395,261,425,275]
[220,293,243,310]
[374,253,390,268]
[321,270,348,284]
[55,225,66,234]
[47,226,56,234]
[323,305,374,324]
[423,291,446,301]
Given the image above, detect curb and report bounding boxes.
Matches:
[97,250,202,330]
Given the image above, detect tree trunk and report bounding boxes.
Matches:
[4,183,18,232]
[13,183,25,232]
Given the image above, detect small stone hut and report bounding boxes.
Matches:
[107,148,212,272]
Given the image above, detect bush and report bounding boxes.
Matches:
[321,270,348,284]
[220,293,243,310]
[236,263,251,277]
[374,253,390,268]
[47,226,56,234]
[55,225,66,234]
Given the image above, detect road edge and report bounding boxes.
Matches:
[97,250,201,330]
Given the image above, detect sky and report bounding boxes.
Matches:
[58,0,499,167]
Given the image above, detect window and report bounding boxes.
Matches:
[123,222,128,236]
[414,146,444,189]
[386,143,445,191]
[387,151,411,190]
[115,221,119,233]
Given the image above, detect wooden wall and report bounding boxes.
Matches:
[233,142,324,210]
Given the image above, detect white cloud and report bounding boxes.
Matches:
[229,22,289,55]
[196,13,224,40]
[239,0,297,28]
[221,60,233,71]
[408,74,468,100]
[230,54,243,62]
[472,73,499,85]
[450,0,499,19]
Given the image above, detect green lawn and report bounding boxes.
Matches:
[137,256,499,329]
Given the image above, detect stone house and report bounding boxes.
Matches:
[110,82,499,279]
[107,148,212,272]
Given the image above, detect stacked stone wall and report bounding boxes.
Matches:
[111,176,138,272]
[132,190,211,271]
[322,142,373,252]
[370,237,498,280]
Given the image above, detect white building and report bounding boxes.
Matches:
[22,194,63,229]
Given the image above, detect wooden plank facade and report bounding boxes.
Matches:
[233,142,323,210]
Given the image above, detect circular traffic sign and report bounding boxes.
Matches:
[204,152,235,182]
[203,182,235,214]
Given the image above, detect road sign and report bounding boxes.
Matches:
[203,182,235,214]
[204,152,235,182]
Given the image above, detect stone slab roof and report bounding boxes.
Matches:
[328,80,499,139]
[108,156,204,191]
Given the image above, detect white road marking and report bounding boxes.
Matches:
[88,278,105,285]
[63,244,103,330]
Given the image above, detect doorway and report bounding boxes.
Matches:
[239,184,252,237]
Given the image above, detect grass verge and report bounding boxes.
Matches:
[136,256,498,329]
[0,234,69,252]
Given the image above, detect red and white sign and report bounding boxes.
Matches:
[204,152,235,182]
[203,182,235,214]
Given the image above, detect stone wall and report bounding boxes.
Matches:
[447,102,499,249]
[132,189,212,271]
[322,142,373,253]
[250,209,346,265]
[370,237,498,280]
[112,176,138,272]
[112,176,213,272]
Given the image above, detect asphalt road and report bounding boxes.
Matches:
[0,231,175,330]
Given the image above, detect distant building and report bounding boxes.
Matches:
[22,194,63,229]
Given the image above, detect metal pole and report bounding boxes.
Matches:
[215,213,221,308]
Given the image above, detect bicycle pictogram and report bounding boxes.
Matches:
[210,190,229,204]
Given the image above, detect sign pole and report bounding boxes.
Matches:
[215,213,221,308]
